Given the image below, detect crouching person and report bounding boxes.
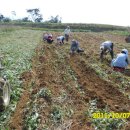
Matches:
[111,49,129,72]
[43,33,53,44]
[70,39,84,54]
[57,36,65,45]
[100,41,114,62]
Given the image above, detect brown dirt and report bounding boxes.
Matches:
[69,55,130,111]
[8,32,130,130]
[9,71,34,130]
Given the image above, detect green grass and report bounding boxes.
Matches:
[0,27,43,128]
[108,30,130,36]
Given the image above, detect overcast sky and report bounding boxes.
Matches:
[0,0,130,26]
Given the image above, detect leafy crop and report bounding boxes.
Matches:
[0,28,43,128]
[24,109,39,130]
[51,105,64,124]
[86,99,127,130]
[38,87,52,102]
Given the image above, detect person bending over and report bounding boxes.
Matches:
[100,41,114,62]
[111,49,129,72]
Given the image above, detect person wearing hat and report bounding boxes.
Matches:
[100,41,114,61]
[64,26,71,42]
[70,39,84,54]
[111,49,129,72]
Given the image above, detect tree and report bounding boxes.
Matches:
[0,14,11,22]
[21,17,30,22]
[48,15,62,23]
[3,17,11,22]
[0,14,4,21]
[26,8,43,22]
[11,11,16,20]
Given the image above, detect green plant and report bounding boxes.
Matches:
[86,99,127,130]
[0,28,43,128]
[25,111,39,130]
[51,106,64,124]
[38,88,52,102]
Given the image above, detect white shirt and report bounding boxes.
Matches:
[64,29,71,35]
[111,53,129,68]
[57,36,64,41]
[100,41,113,51]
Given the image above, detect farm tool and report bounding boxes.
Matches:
[0,56,11,111]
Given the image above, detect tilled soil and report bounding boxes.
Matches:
[9,32,130,130]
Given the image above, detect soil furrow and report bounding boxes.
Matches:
[69,54,130,112]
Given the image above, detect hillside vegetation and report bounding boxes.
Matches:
[0,22,129,32]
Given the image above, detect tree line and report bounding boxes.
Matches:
[0,8,62,23]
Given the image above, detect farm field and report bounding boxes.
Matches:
[0,26,130,130]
